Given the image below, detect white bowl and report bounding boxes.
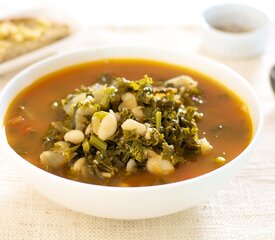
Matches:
[200,4,270,58]
[0,46,263,219]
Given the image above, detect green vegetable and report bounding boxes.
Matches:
[156,111,162,130]
[89,135,107,151]
[100,87,115,109]
[129,141,146,162]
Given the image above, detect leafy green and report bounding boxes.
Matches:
[89,135,108,151]
[99,87,115,110]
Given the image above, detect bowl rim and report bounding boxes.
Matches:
[0,45,264,192]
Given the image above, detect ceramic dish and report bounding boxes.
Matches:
[200,4,270,58]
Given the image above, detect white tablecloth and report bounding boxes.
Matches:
[0,25,275,240]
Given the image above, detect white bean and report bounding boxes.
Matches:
[101,172,112,178]
[198,138,213,155]
[72,157,88,177]
[121,119,146,136]
[91,115,101,135]
[126,159,137,173]
[121,92,138,110]
[131,106,144,121]
[72,157,86,173]
[146,150,175,175]
[165,75,198,89]
[98,111,117,141]
[64,130,84,144]
[145,127,153,140]
[85,123,92,135]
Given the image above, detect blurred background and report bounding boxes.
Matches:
[0,0,273,26]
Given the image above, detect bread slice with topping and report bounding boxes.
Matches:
[0,17,70,63]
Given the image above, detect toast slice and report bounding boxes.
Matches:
[0,17,70,63]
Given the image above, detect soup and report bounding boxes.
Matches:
[4,59,252,187]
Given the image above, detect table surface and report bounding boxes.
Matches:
[0,25,275,240]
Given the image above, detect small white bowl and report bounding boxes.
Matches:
[200,4,270,58]
[0,46,263,219]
